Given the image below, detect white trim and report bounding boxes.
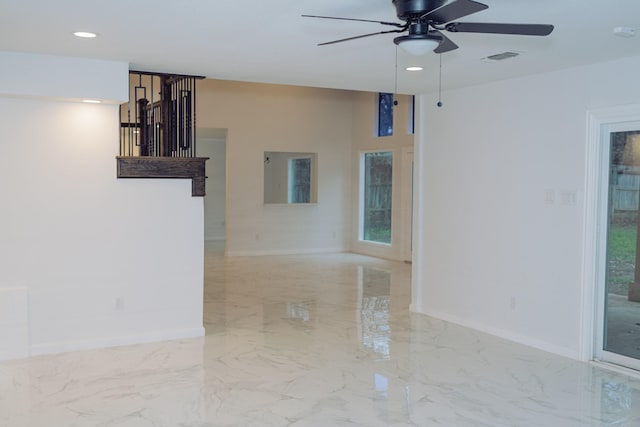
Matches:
[410,95,426,314]
[596,350,640,372]
[582,104,640,362]
[355,240,392,249]
[358,149,395,245]
[581,109,607,361]
[226,247,347,257]
[421,307,578,359]
[357,151,366,242]
[263,203,319,207]
[400,146,414,262]
[0,287,29,362]
[30,326,205,357]
[591,360,640,379]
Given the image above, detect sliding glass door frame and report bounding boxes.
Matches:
[581,106,640,370]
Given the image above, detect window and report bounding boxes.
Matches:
[377,93,394,137]
[361,151,393,244]
[288,157,311,203]
[408,95,415,134]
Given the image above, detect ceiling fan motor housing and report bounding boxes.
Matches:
[304,0,554,54]
[392,0,446,20]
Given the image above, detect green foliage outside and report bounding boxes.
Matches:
[607,225,637,295]
[365,227,391,244]
[363,151,392,245]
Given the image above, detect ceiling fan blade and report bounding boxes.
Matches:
[302,14,404,28]
[318,29,405,46]
[422,0,488,24]
[445,22,554,36]
[431,30,459,53]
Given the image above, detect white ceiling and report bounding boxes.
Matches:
[1,0,639,94]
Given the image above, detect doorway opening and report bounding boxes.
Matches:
[198,128,227,252]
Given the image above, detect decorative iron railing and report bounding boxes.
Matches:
[120,71,204,157]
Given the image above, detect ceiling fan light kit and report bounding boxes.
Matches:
[394,34,441,55]
[304,0,554,55]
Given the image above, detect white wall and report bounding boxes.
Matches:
[0,53,204,360]
[196,80,353,256]
[263,151,290,204]
[351,93,415,261]
[0,51,128,102]
[413,55,640,359]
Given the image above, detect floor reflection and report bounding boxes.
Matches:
[3,249,640,426]
[359,266,391,359]
[287,302,311,322]
[606,294,640,360]
[599,378,640,424]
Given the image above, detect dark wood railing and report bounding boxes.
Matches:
[117,71,208,196]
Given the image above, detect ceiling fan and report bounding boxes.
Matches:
[303,0,554,55]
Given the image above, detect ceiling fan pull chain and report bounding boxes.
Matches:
[394,45,399,96]
[437,53,443,108]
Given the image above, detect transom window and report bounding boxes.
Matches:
[408,95,415,135]
[377,93,394,137]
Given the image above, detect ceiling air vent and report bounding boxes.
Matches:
[482,51,520,62]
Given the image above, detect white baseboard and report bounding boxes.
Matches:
[418,307,578,360]
[227,247,347,257]
[29,326,205,357]
[0,287,29,362]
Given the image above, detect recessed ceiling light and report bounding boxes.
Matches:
[73,31,97,38]
[82,99,101,104]
[406,66,424,71]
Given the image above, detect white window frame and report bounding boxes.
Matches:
[359,150,394,245]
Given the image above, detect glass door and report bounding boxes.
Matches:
[600,122,640,369]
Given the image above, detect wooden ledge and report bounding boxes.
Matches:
[116,156,209,197]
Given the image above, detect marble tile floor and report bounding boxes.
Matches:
[2,243,640,426]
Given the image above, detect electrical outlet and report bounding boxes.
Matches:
[509,296,516,310]
[544,189,555,205]
[115,297,125,311]
[560,190,577,206]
